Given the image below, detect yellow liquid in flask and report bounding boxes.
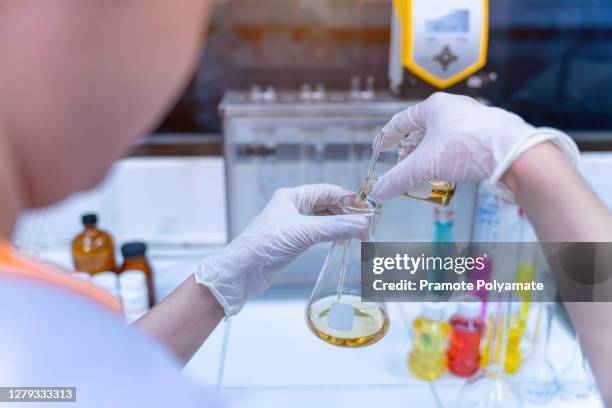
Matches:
[306,295,390,347]
[403,181,456,207]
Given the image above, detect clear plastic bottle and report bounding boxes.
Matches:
[408,302,450,380]
[448,301,484,377]
[71,213,116,275]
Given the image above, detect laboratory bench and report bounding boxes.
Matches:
[13,151,612,407]
[182,289,603,408]
[27,247,605,408]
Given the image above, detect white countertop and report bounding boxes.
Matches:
[183,286,603,408]
[29,248,604,408]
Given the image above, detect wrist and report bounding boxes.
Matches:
[194,255,244,318]
[492,128,578,200]
[501,141,566,196]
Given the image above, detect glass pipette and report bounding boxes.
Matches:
[358,131,384,203]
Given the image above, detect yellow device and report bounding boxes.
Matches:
[391,0,489,89]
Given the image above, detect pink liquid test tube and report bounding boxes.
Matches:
[471,256,493,320]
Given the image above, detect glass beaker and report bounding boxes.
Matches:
[305,193,389,347]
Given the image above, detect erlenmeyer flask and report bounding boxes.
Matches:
[305,193,389,347]
[515,302,558,404]
[458,301,523,408]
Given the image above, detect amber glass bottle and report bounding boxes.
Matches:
[120,242,155,306]
[71,213,116,275]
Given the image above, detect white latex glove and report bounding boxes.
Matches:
[195,184,370,316]
[372,92,579,201]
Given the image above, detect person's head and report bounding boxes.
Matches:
[0,0,213,208]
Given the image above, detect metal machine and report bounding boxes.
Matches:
[389,0,493,96]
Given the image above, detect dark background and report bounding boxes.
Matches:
[156,0,612,135]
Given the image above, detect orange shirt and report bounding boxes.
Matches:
[0,240,121,314]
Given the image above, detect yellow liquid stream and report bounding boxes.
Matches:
[306,295,389,347]
[403,181,456,207]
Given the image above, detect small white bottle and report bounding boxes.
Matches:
[119,270,150,324]
[92,271,120,300]
[71,271,92,282]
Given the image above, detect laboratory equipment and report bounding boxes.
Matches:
[481,302,524,375]
[430,207,454,294]
[403,181,456,207]
[513,208,536,324]
[305,194,389,347]
[558,333,595,400]
[457,301,522,408]
[433,207,453,243]
[71,213,116,275]
[447,301,484,377]
[119,270,150,324]
[388,0,489,92]
[360,130,457,207]
[408,302,449,380]
[120,242,155,306]
[470,185,500,319]
[515,302,558,404]
[221,91,478,282]
[92,271,120,301]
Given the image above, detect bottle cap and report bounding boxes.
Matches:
[121,242,147,259]
[422,302,446,321]
[82,213,98,226]
[92,272,119,296]
[119,270,147,293]
[457,301,482,320]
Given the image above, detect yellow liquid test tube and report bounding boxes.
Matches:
[481,303,525,374]
[515,262,536,323]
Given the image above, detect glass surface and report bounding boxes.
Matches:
[458,301,522,408]
[514,303,558,404]
[458,370,523,408]
[558,333,595,400]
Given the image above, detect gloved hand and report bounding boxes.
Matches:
[372,92,579,201]
[195,184,370,316]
